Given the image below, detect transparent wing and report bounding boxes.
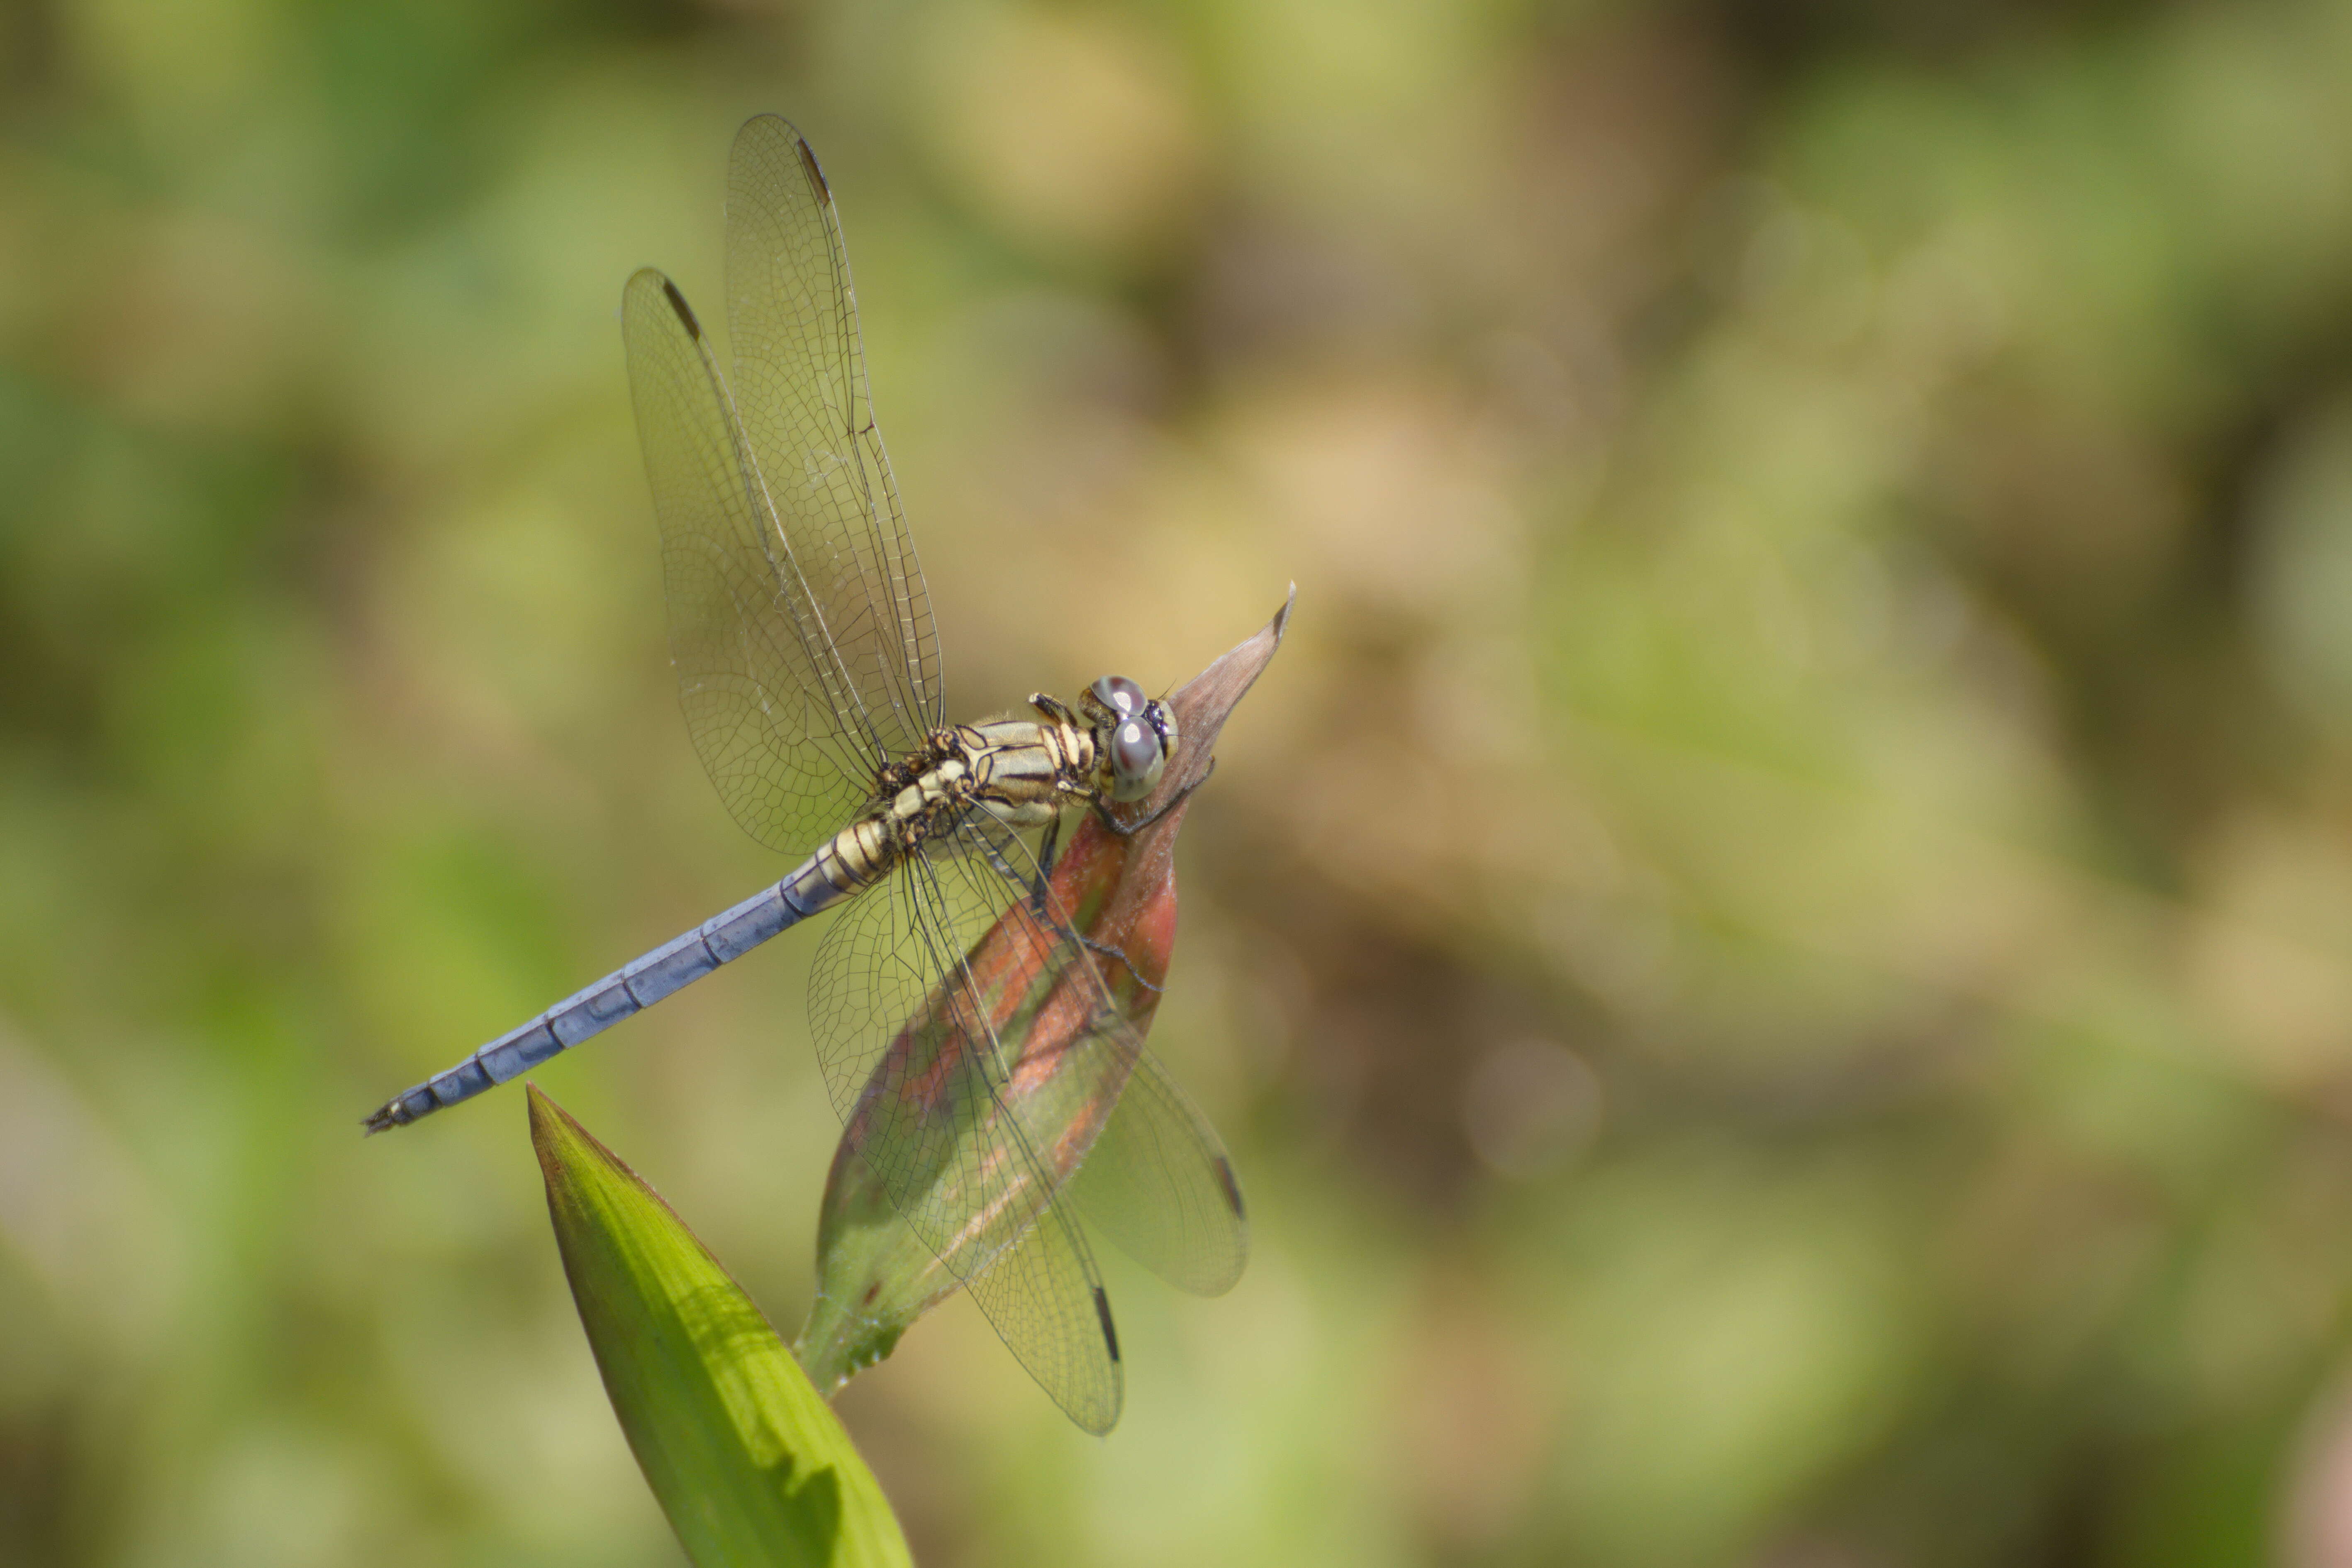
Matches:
[963,1190,1124,1435]
[819,1121,1124,1434]
[1070,1050,1249,1297]
[725,115,941,769]
[808,822,1146,1430]
[808,825,1149,1154]
[622,266,877,859]
[805,856,952,1121]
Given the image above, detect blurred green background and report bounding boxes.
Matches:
[9,0,2352,1563]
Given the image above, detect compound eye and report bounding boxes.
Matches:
[1091,675,1146,719]
[1108,717,1166,800]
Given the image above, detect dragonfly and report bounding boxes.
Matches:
[365,114,1247,1433]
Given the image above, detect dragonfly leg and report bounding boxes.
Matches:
[1094,757,1216,838]
[1079,933,1163,996]
[1028,812,1066,919]
[1007,802,1161,991]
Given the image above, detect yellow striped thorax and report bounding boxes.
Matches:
[809,675,1178,895]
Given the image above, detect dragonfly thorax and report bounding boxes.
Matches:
[855,707,1091,861]
[851,678,1178,863]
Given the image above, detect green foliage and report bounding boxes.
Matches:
[529,1086,912,1568]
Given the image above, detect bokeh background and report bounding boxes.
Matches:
[9,0,2352,1563]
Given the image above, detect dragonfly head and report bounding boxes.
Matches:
[1082,674,1179,802]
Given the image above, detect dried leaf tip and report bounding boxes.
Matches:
[1269,583,1297,642]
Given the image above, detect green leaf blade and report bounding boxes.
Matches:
[529,1085,912,1568]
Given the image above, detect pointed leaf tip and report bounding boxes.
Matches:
[528,1085,912,1568]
